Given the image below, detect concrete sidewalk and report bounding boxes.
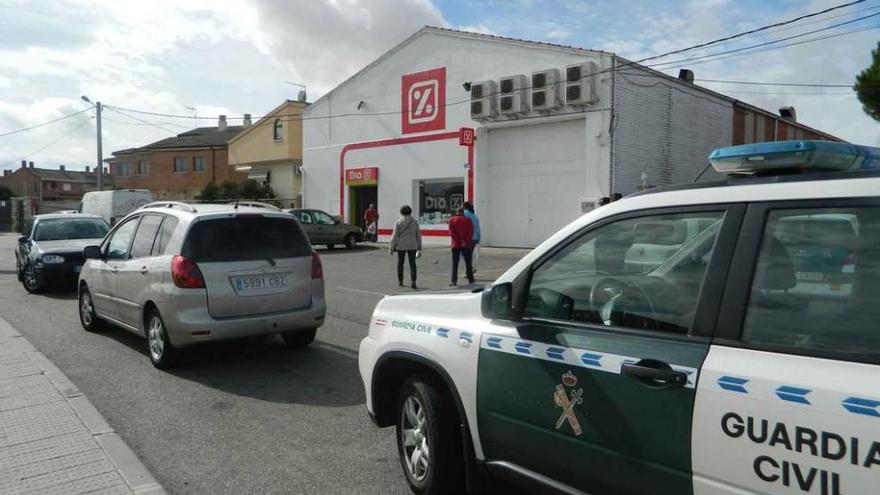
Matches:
[0,317,164,494]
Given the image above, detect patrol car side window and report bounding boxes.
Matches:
[524,211,724,334]
[742,207,880,358]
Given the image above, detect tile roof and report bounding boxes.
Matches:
[20,167,99,182]
[114,126,243,156]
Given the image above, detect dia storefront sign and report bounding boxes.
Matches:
[345,167,379,186]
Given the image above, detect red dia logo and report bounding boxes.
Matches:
[401,67,446,134]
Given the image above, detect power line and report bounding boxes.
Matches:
[0,108,91,138]
[0,117,93,169]
[103,4,876,128]
[647,11,880,68]
[652,23,879,69]
[635,0,867,64]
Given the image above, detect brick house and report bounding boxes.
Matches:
[107,117,246,200]
[1,161,101,200]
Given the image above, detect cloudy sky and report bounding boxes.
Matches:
[1,0,877,172]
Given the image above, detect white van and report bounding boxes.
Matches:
[80,190,153,226]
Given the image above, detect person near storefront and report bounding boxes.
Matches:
[448,207,475,286]
[389,205,421,289]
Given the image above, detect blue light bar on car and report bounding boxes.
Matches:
[709,140,880,175]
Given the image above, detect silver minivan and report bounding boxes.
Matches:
[78,202,326,368]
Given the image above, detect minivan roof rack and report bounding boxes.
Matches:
[142,201,198,213]
[227,201,281,211]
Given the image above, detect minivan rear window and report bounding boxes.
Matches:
[183,216,312,262]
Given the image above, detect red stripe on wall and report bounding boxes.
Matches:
[378,228,450,237]
[338,130,469,218]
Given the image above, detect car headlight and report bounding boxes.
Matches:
[41,255,65,264]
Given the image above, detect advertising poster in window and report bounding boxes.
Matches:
[418,179,464,225]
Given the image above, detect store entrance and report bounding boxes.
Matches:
[350,185,378,230]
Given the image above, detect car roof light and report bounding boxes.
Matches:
[708,140,880,176]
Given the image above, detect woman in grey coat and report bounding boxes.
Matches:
[389,205,422,289]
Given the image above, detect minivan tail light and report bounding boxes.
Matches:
[172,255,206,288]
[311,252,323,279]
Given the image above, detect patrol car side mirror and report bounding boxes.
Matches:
[18,235,28,245]
[481,282,514,320]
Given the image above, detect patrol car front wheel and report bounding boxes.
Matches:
[396,376,465,495]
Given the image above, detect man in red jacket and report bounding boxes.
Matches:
[448,207,474,286]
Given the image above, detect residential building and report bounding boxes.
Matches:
[1,161,101,200]
[107,117,245,200]
[228,101,307,206]
[303,26,840,247]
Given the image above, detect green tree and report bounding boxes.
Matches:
[219,181,239,200]
[855,41,880,122]
[197,182,219,201]
[239,179,262,199]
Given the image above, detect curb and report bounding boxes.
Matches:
[0,317,166,494]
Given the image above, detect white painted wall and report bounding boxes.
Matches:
[304,29,614,246]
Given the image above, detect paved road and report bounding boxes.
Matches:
[0,234,524,494]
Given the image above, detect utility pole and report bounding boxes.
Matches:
[81,95,103,190]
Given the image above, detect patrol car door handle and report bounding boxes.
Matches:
[621,363,687,386]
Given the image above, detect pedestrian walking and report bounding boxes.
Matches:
[463,201,480,274]
[448,207,474,286]
[364,203,379,242]
[389,205,421,289]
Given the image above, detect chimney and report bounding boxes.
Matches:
[85,166,90,173]
[779,106,797,122]
[678,69,695,84]
[20,160,26,169]
[59,164,65,171]
[28,161,34,168]
[243,114,252,127]
[297,89,307,103]
[218,115,227,132]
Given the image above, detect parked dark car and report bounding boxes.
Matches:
[286,208,364,249]
[15,213,110,293]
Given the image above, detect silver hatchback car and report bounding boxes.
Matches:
[78,202,326,368]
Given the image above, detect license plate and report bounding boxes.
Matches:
[232,274,289,295]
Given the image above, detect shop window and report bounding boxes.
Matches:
[273,119,283,141]
[417,179,464,225]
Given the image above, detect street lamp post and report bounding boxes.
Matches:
[81,95,103,191]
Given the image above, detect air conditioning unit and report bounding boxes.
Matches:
[531,68,562,111]
[470,80,497,121]
[565,62,598,106]
[498,74,528,116]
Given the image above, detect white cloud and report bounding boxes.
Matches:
[250,0,446,96]
[458,24,498,36]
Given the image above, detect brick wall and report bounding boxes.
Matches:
[110,148,245,200]
[612,65,733,194]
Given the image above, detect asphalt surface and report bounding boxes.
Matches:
[0,233,525,494]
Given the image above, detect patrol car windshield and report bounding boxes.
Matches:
[33,218,110,241]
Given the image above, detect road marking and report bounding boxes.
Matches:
[338,287,387,297]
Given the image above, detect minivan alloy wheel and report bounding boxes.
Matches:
[148,316,165,362]
[400,395,430,482]
[80,291,94,327]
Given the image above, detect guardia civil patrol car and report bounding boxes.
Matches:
[358,141,880,495]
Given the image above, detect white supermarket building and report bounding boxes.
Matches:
[302,27,839,248]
